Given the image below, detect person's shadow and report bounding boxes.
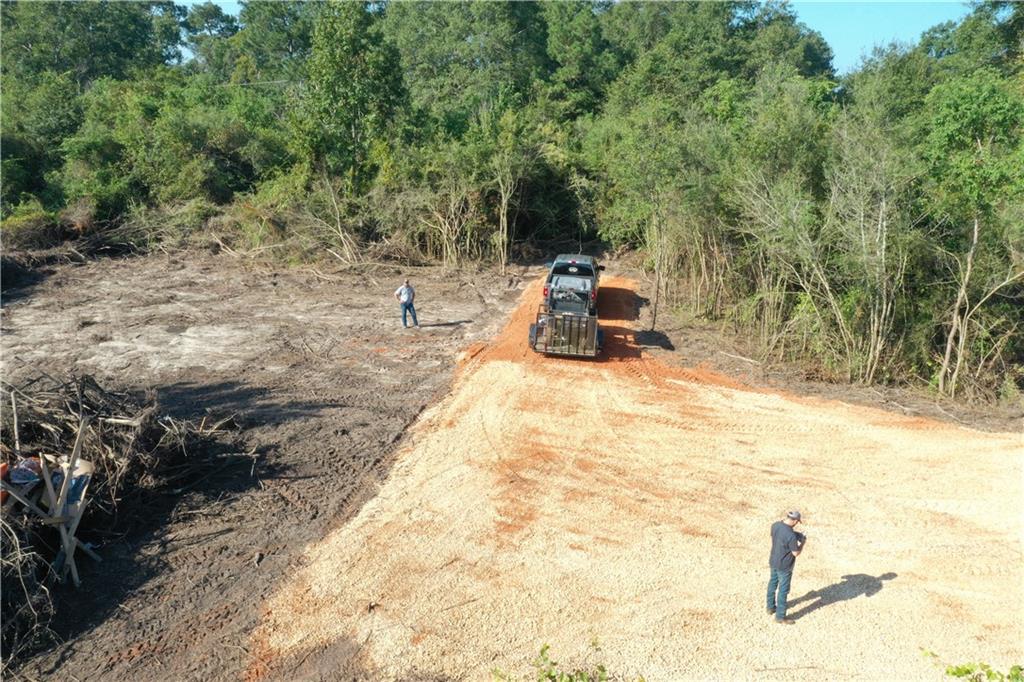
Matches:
[419,319,473,328]
[787,572,897,620]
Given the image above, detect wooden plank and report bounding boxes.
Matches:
[37,451,62,519]
[63,496,89,586]
[56,417,90,513]
[0,481,51,519]
[9,392,21,457]
[67,553,80,587]
[75,538,101,563]
[55,417,90,587]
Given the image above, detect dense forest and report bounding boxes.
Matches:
[1,1,1022,399]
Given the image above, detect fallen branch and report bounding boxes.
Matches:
[717,351,761,365]
[933,401,968,425]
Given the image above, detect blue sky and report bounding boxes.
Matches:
[188,1,973,76]
[791,1,972,73]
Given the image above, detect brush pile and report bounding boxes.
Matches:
[0,374,223,672]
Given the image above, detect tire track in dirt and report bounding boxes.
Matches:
[6,254,532,681]
[246,275,1023,681]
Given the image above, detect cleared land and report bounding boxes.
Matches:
[2,253,521,680]
[249,276,1022,681]
[2,256,1020,680]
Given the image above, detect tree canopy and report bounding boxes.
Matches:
[1,0,1021,400]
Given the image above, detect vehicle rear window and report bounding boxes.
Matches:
[551,263,594,277]
[550,275,591,291]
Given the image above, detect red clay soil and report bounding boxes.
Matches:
[246,276,1023,680]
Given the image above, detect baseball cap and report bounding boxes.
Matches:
[786,510,802,522]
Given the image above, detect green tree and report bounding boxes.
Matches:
[1,1,184,214]
[590,97,695,328]
[918,6,1011,78]
[739,64,834,194]
[820,97,921,383]
[294,1,405,193]
[604,2,743,116]
[58,68,293,220]
[599,1,686,65]
[922,68,1024,396]
[542,1,620,118]
[846,44,938,123]
[983,0,1024,66]
[738,1,834,79]
[728,68,841,367]
[0,1,183,86]
[404,138,488,269]
[469,101,541,272]
[383,1,550,132]
[233,1,319,82]
[1,70,83,210]
[59,78,139,221]
[183,1,239,78]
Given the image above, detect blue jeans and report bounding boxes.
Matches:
[401,302,418,327]
[767,568,793,620]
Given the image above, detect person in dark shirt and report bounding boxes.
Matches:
[767,510,806,624]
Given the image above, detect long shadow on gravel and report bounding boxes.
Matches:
[786,572,898,620]
[596,286,644,362]
[598,286,643,322]
[634,329,675,351]
[1,255,50,304]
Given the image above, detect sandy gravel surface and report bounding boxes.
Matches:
[247,276,1023,680]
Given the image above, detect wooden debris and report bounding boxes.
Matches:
[1,374,228,670]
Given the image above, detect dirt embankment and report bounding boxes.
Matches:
[248,276,1022,680]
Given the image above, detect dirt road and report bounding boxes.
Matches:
[250,276,1023,680]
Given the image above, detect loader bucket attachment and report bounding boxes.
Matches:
[530,307,600,357]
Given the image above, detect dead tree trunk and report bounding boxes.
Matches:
[939,215,978,397]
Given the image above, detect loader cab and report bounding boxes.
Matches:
[543,255,604,315]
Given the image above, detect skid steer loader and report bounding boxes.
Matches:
[528,255,604,358]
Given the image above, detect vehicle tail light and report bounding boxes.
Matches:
[590,290,596,301]
[543,286,549,297]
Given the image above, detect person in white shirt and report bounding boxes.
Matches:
[394,278,419,328]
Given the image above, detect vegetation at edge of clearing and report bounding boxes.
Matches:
[1,0,1022,400]
[946,662,1023,682]
[492,642,642,682]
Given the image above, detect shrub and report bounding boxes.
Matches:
[946,662,1023,682]
[492,643,627,682]
[0,198,66,249]
[532,644,608,682]
[112,199,220,249]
